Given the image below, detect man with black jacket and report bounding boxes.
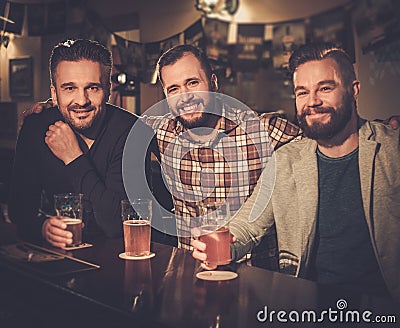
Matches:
[9,39,156,248]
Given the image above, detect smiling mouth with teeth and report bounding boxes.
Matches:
[178,101,203,113]
[69,108,94,113]
[180,104,198,112]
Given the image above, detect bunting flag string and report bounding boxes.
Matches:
[184,19,205,48]
[143,42,161,83]
[203,18,229,63]
[234,23,264,71]
[309,7,354,61]
[272,21,306,70]
[3,0,399,84]
[114,35,145,74]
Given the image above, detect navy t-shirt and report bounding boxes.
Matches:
[314,148,388,297]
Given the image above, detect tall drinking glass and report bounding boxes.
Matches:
[196,202,232,267]
[54,193,83,246]
[121,199,152,258]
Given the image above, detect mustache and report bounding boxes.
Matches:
[302,107,335,116]
[297,107,335,120]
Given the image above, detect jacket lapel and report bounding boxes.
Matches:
[293,140,319,269]
[358,122,377,232]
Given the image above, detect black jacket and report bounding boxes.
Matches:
[9,104,156,242]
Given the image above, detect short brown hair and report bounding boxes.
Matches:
[49,39,112,89]
[289,42,356,86]
[156,44,213,88]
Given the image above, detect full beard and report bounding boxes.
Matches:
[176,111,217,129]
[176,96,220,130]
[297,95,353,141]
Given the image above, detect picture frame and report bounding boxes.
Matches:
[9,57,33,99]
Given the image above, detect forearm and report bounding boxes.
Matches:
[228,167,276,261]
[65,154,125,238]
[229,205,274,261]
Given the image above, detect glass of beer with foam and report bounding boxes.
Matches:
[54,193,83,247]
[121,199,152,258]
[195,202,232,267]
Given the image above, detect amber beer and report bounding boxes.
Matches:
[199,225,231,266]
[61,217,82,246]
[123,219,151,256]
[54,193,83,247]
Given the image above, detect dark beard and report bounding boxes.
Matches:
[65,104,96,131]
[176,112,217,129]
[65,105,105,139]
[297,94,353,140]
[176,95,220,130]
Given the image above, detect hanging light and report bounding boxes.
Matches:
[195,0,239,17]
[0,33,10,48]
[2,35,9,47]
[112,71,137,96]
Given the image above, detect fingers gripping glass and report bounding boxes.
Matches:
[192,202,232,267]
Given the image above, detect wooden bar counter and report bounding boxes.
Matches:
[0,221,398,328]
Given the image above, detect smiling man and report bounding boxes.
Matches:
[193,42,400,302]
[8,39,151,248]
[142,45,302,258]
[160,49,219,131]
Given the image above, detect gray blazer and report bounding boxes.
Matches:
[229,120,400,302]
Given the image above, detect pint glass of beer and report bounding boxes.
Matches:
[195,202,232,267]
[54,193,83,246]
[121,199,152,257]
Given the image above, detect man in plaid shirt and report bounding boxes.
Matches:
[143,45,301,267]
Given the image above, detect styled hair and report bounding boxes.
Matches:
[49,39,112,88]
[156,44,213,87]
[288,42,356,86]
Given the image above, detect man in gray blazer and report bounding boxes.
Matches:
[193,42,400,303]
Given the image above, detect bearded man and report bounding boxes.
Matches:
[141,44,301,255]
[193,42,400,303]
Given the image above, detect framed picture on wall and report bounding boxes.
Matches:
[9,57,33,99]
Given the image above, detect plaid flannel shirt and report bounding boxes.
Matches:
[142,105,302,258]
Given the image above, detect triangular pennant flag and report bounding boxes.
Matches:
[144,42,161,83]
[234,23,265,71]
[203,18,229,63]
[184,19,205,49]
[272,22,305,70]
